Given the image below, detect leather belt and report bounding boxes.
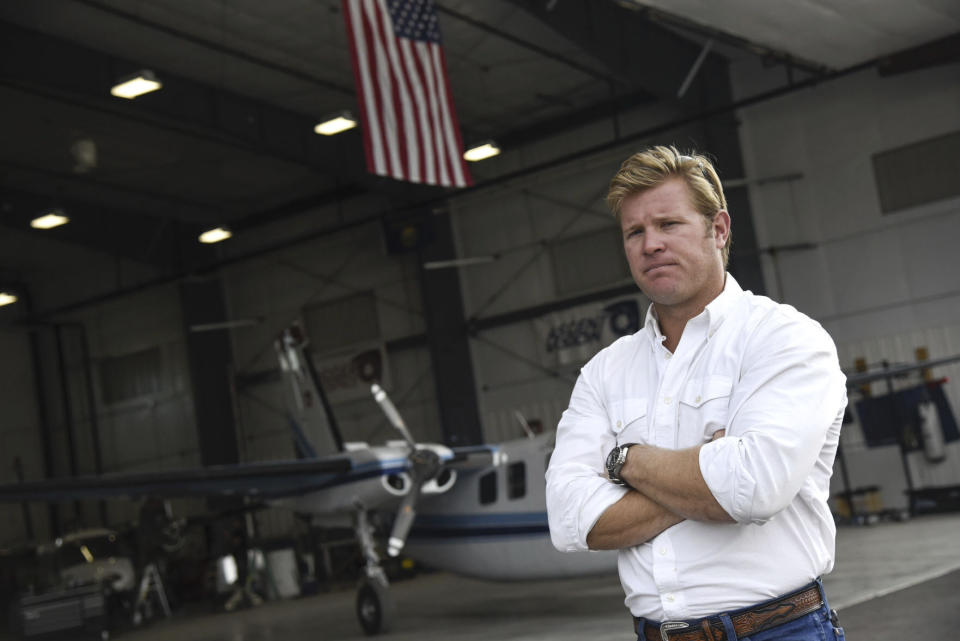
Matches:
[635,582,824,641]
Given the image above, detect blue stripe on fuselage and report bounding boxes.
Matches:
[409,512,550,540]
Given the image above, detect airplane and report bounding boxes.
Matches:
[0,325,617,635]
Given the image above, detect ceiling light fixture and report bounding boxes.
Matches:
[199,226,232,244]
[463,141,500,162]
[189,317,263,333]
[423,255,497,270]
[31,209,70,229]
[314,112,358,136]
[0,292,18,307]
[110,70,163,99]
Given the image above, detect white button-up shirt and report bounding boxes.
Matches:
[546,275,847,620]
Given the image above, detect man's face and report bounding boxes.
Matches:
[619,178,729,314]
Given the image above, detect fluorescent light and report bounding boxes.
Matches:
[110,70,162,99]
[199,227,232,244]
[31,210,69,229]
[463,141,500,162]
[189,318,262,333]
[314,112,357,136]
[423,255,497,270]
[0,293,17,307]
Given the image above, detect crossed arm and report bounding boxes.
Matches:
[586,434,733,550]
[547,321,845,554]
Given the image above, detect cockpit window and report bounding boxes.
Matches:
[479,471,497,505]
[507,462,526,500]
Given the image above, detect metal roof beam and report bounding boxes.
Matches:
[504,0,725,107]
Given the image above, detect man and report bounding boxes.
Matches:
[546,146,847,641]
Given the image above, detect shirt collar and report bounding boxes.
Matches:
[705,272,742,331]
[642,272,742,342]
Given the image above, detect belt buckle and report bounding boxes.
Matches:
[660,621,689,641]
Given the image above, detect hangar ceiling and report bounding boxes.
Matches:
[623,0,960,69]
[0,0,957,318]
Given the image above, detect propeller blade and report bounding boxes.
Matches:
[387,489,418,557]
[371,384,416,449]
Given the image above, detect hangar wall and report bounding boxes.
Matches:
[731,60,960,511]
[0,328,47,543]
[0,229,200,541]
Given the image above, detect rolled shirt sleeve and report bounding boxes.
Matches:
[699,310,847,524]
[546,361,628,551]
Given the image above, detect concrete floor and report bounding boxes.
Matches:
[13,513,960,640]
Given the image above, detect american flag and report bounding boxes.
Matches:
[342,0,473,188]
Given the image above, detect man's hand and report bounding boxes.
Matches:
[711,429,726,441]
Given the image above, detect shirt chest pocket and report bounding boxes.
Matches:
[607,398,648,444]
[679,375,733,442]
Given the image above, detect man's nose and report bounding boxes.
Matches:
[642,230,665,254]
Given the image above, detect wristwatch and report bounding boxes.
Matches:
[605,443,637,488]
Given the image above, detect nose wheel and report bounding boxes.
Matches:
[356,577,394,635]
[353,507,395,635]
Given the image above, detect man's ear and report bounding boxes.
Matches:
[713,210,731,247]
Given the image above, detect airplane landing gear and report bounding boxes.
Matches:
[353,507,395,635]
[356,576,393,635]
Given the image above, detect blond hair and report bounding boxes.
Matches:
[607,145,730,266]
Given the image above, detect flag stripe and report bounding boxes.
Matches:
[399,39,433,183]
[409,41,439,185]
[415,41,449,186]
[365,0,402,179]
[431,44,464,187]
[341,0,473,187]
[377,2,419,182]
[342,3,379,175]
[434,43,470,187]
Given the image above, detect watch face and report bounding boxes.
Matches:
[606,447,619,475]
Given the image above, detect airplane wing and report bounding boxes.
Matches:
[0,456,353,503]
[446,443,507,469]
[844,352,960,388]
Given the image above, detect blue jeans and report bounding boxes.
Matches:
[636,581,846,641]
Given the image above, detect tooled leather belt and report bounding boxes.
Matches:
[636,582,824,641]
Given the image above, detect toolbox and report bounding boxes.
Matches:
[15,583,107,640]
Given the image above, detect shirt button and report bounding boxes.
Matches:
[663,396,672,405]
[695,395,702,403]
[616,420,622,428]
[658,547,667,556]
[666,594,675,602]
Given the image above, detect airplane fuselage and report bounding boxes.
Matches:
[405,431,617,580]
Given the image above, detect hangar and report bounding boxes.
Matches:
[0,0,958,639]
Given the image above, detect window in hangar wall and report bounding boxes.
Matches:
[550,227,632,297]
[303,291,380,354]
[99,346,165,404]
[873,130,960,214]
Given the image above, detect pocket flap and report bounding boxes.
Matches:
[608,398,647,433]
[681,376,733,408]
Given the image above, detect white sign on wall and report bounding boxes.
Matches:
[535,297,644,370]
[313,343,389,404]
